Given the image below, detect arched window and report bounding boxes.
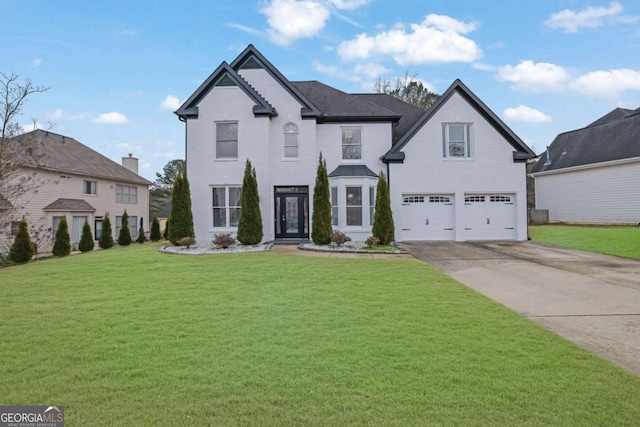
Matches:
[283,123,298,158]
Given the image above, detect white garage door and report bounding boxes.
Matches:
[400,194,454,241]
[463,194,516,240]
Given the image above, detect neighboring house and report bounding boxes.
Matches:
[176,45,534,243]
[531,108,640,224]
[0,130,151,252]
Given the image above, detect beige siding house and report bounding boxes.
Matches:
[1,130,151,253]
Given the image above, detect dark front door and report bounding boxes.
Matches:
[275,187,309,239]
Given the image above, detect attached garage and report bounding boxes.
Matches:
[463,194,517,241]
[399,194,455,241]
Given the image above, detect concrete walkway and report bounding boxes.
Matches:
[399,241,640,377]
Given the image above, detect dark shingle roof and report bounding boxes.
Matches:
[352,93,425,144]
[10,130,151,185]
[532,108,640,173]
[292,81,400,122]
[328,165,379,178]
[43,198,96,212]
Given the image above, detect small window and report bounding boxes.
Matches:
[369,186,375,226]
[213,186,242,228]
[443,124,472,159]
[95,218,103,240]
[429,196,451,203]
[346,186,362,226]
[465,196,485,203]
[490,195,511,202]
[52,216,63,241]
[283,123,298,158]
[10,221,20,236]
[216,122,238,159]
[331,187,338,227]
[72,216,87,242]
[342,128,362,160]
[84,180,97,195]
[116,185,138,204]
[403,196,425,203]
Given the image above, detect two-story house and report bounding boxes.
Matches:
[1,130,151,252]
[176,45,534,244]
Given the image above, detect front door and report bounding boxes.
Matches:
[275,187,309,239]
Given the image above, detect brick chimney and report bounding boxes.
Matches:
[122,153,139,174]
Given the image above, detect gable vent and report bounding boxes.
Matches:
[216,74,236,87]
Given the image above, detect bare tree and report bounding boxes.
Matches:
[375,72,440,110]
[0,72,49,252]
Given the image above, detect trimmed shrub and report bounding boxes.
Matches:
[117,210,132,246]
[311,153,332,244]
[168,172,195,245]
[78,219,95,252]
[52,216,71,257]
[136,228,145,244]
[9,218,35,263]
[150,216,161,241]
[372,171,395,244]
[213,233,236,249]
[365,236,380,247]
[163,218,169,240]
[99,214,114,249]
[330,230,351,246]
[237,159,263,245]
[178,236,196,248]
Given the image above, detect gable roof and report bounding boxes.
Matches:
[292,81,400,123]
[9,130,151,185]
[175,61,277,119]
[382,79,535,163]
[43,198,96,212]
[532,107,640,174]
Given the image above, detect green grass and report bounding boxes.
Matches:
[529,224,640,259]
[2,244,640,426]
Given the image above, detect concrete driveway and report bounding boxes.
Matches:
[399,241,640,376]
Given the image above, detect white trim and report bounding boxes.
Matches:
[531,156,640,177]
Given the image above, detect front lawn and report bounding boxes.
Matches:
[1,244,640,425]
[529,224,640,259]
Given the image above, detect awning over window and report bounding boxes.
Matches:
[328,165,379,178]
[43,198,96,212]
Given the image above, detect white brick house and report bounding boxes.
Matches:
[176,45,534,243]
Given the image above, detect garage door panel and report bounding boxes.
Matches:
[400,194,454,241]
[464,194,516,241]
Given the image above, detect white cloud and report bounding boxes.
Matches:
[31,58,42,68]
[503,105,552,123]
[93,112,128,124]
[570,68,640,98]
[117,142,143,152]
[227,23,263,36]
[332,11,363,28]
[21,121,43,133]
[337,14,481,65]
[327,0,369,10]
[312,60,360,81]
[496,60,569,92]
[472,62,496,71]
[261,0,331,45]
[48,109,90,121]
[160,95,182,111]
[353,63,390,79]
[544,1,636,32]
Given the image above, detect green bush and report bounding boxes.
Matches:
[78,219,95,253]
[168,172,195,245]
[52,217,71,257]
[9,218,35,263]
[163,218,170,240]
[237,159,263,245]
[99,214,114,249]
[117,210,132,246]
[150,216,161,241]
[311,153,332,244]
[136,228,145,244]
[372,172,395,244]
[365,236,380,247]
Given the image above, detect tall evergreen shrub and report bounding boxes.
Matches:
[237,159,263,245]
[168,172,195,245]
[150,216,161,241]
[311,153,332,244]
[52,216,71,257]
[78,219,95,252]
[372,171,395,244]
[99,213,114,249]
[9,218,35,263]
[117,210,132,246]
[136,227,145,244]
[163,218,170,240]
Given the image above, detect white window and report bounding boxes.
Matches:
[330,187,338,226]
[116,184,138,204]
[465,195,485,203]
[10,221,20,236]
[369,186,376,226]
[52,216,63,241]
[443,124,472,159]
[283,123,298,158]
[346,186,362,226]
[83,180,97,195]
[212,186,241,228]
[403,195,425,203]
[72,216,87,242]
[115,215,138,238]
[490,195,511,202]
[342,128,362,160]
[429,196,451,203]
[216,122,238,159]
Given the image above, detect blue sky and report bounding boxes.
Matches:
[2,0,639,181]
